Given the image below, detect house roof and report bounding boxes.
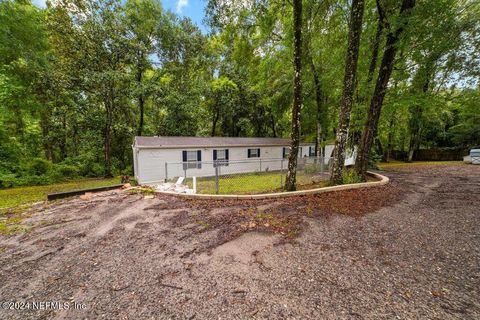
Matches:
[134,136,314,149]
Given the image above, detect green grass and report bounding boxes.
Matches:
[0,216,29,235]
[378,160,464,169]
[184,171,323,195]
[0,177,120,211]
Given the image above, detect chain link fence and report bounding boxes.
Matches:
[161,157,333,194]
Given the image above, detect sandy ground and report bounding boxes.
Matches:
[0,165,479,319]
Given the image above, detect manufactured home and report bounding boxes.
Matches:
[132,136,354,184]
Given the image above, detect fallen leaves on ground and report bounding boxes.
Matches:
[159,182,407,251]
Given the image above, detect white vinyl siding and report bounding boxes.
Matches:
[133,144,347,184]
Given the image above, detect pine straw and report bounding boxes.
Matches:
[162,182,407,250]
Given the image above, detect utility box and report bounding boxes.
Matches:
[470,149,480,165]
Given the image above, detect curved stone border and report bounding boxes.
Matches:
[155,171,389,200]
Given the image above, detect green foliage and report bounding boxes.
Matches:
[367,149,383,169]
[52,164,80,179]
[0,216,29,235]
[26,158,52,176]
[341,169,362,185]
[0,0,478,190]
[449,89,480,146]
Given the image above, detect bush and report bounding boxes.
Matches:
[52,163,80,179]
[342,168,362,184]
[0,173,18,188]
[26,158,53,176]
[368,149,383,169]
[19,174,54,186]
[79,161,103,177]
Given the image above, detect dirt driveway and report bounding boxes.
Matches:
[0,164,479,319]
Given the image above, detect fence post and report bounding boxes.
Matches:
[164,162,168,182]
[259,159,262,172]
[215,165,219,194]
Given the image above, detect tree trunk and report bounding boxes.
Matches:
[330,0,365,184]
[104,85,114,178]
[407,127,422,162]
[309,57,324,158]
[349,0,383,149]
[136,56,145,137]
[40,111,53,161]
[270,112,277,137]
[315,123,323,156]
[104,107,113,177]
[59,114,67,161]
[407,59,434,162]
[137,94,145,136]
[375,137,384,162]
[285,0,303,191]
[407,104,422,162]
[212,106,219,137]
[366,1,385,85]
[356,0,416,179]
[386,114,395,162]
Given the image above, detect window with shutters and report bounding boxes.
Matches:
[248,148,260,158]
[216,149,226,160]
[213,149,229,166]
[183,150,201,169]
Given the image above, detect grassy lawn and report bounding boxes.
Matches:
[378,160,465,169]
[185,171,326,195]
[0,177,120,211]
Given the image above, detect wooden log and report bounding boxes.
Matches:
[47,184,123,201]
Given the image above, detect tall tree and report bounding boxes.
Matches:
[124,0,163,136]
[78,0,131,177]
[356,0,416,178]
[285,0,303,191]
[330,0,365,184]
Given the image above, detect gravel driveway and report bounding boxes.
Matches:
[0,164,479,319]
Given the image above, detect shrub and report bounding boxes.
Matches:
[0,173,18,188]
[342,168,362,184]
[20,174,54,186]
[368,149,383,169]
[53,163,80,179]
[26,158,53,176]
[79,161,103,177]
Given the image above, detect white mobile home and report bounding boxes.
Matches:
[132,136,352,184]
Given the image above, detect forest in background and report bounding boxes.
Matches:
[0,0,479,188]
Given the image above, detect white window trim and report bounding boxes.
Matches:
[216,149,226,160]
[185,150,200,169]
[249,148,259,158]
[186,151,197,161]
